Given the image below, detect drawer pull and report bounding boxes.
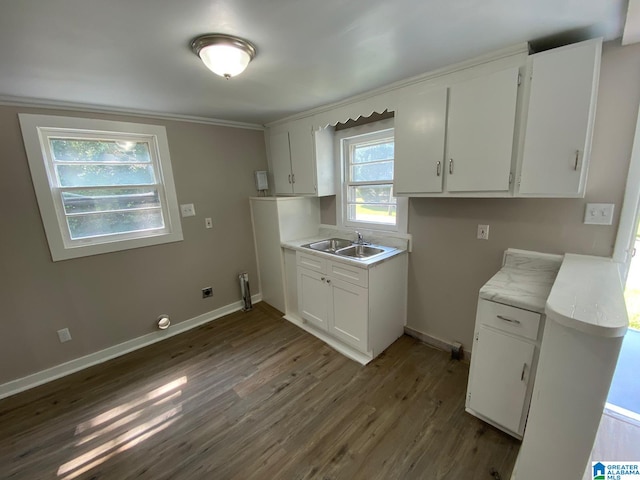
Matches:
[521,363,527,382]
[326,279,331,284]
[497,315,521,325]
[321,277,325,281]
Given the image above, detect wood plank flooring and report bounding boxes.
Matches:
[0,303,519,479]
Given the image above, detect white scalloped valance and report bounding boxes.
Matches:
[312,90,398,129]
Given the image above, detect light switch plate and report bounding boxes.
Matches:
[180,203,196,217]
[205,217,213,229]
[477,224,489,240]
[584,203,614,225]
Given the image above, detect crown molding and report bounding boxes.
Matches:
[265,42,529,127]
[0,95,265,131]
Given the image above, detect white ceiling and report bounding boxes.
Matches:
[0,0,627,125]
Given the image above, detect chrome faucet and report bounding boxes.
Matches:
[355,231,367,245]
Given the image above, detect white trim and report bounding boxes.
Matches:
[404,326,472,362]
[19,114,184,261]
[0,95,264,131]
[613,102,640,281]
[266,43,529,128]
[334,118,408,234]
[604,402,640,426]
[0,294,262,400]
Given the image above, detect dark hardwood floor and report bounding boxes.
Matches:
[0,302,519,479]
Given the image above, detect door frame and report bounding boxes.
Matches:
[613,102,640,283]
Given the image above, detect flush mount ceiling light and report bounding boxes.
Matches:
[190,33,256,79]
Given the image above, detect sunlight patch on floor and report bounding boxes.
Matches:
[57,376,187,479]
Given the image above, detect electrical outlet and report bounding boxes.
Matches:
[477,224,490,240]
[205,217,213,229]
[57,328,72,343]
[202,287,213,298]
[180,203,196,217]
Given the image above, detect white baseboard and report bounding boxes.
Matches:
[0,293,262,400]
[404,326,472,362]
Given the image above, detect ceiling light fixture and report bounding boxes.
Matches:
[190,34,257,79]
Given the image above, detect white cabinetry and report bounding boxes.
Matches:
[447,67,519,193]
[517,38,602,197]
[394,67,520,195]
[295,250,406,360]
[394,87,448,194]
[268,120,335,196]
[250,197,320,313]
[466,298,542,438]
[297,253,369,352]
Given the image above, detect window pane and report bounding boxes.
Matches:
[353,141,394,164]
[348,204,397,225]
[67,209,164,239]
[56,164,156,187]
[50,139,150,163]
[62,188,161,214]
[348,185,396,204]
[351,160,394,182]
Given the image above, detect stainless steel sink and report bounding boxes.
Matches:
[335,245,386,259]
[302,238,353,253]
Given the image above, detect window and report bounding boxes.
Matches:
[337,119,407,232]
[19,114,183,261]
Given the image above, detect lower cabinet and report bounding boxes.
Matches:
[295,251,407,360]
[466,298,542,438]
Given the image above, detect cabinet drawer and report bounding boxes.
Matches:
[328,260,368,288]
[296,252,326,273]
[477,299,541,341]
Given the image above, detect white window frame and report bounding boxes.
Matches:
[19,114,183,261]
[335,118,408,233]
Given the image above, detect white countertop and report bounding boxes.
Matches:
[479,249,563,314]
[545,253,628,338]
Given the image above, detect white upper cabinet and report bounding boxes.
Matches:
[394,87,448,194]
[447,67,520,193]
[517,38,602,197]
[268,119,335,197]
[394,66,520,197]
[270,131,294,195]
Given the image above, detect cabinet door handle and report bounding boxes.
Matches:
[436,161,441,177]
[521,363,527,381]
[288,174,292,184]
[321,277,325,281]
[326,279,331,284]
[292,174,296,183]
[449,158,454,175]
[496,315,521,325]
[574,150,580,170]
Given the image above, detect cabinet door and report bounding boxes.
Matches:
[270,131,293,194]
[394,87,448,194]
[447,67,519,192]
[288,121,316,195]
[327,277,368,352]
[297,267,328,330]
[519,39,601,197]
[467,325,535,435]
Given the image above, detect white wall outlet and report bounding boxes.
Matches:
[584,203,615,225]
[477,224,490,240]
[180,203,196,217]
[205,217,213,229]
[57,328,72,343]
